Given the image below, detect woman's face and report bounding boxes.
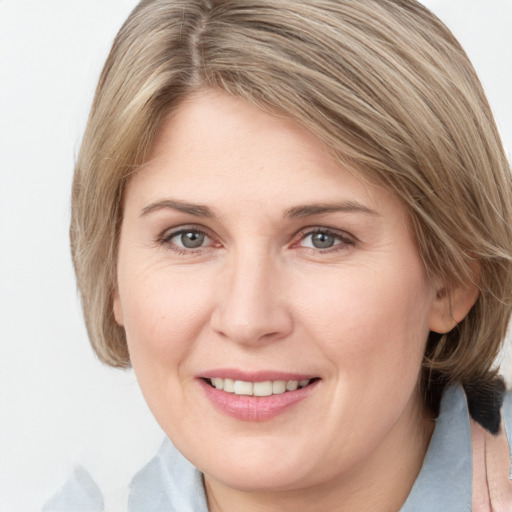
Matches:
[114,89,443,495]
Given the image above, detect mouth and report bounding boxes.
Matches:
[204,377,318,396]
[199,374,321,421]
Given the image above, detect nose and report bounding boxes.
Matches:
[210,250,293,345]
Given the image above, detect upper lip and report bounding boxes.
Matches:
[198,369,318,382]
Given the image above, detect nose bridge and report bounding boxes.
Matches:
[211,244,292,344]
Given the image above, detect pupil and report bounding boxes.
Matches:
[181,231,205,248]
[312,232,334,249]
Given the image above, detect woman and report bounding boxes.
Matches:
[47,0,512,510]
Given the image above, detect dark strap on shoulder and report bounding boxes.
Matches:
[464,377,506,435]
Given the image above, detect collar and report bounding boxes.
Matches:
[128,438,208,512]
[400,385,472,511]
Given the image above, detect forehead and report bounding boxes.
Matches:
[124,89,401,220]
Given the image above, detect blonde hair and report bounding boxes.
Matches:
[70,0,512,399]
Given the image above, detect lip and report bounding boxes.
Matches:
[197,369,320,422]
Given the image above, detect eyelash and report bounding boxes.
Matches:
[156,226,356,254]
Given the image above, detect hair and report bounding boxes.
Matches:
[70,0,512,404]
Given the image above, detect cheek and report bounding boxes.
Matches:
[119,267,213,375]
[117,267,218,432]
[290,262,432,452]
[294,261,433,379]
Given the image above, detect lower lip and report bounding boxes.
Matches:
[198,379,320,421]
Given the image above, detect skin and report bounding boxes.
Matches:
[114,89,475,512]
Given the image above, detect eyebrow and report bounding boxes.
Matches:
[141,199,216,218]
[284,201,379,218]
[140,199,379,219]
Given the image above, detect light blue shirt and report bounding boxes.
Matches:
[42,386,512,512]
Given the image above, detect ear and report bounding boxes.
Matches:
[429,277,480,334]
[112,288,124,326]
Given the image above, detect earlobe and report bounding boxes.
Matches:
[429,280,480,334]
[113,289,124,326]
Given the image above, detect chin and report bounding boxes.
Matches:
[204,463,314,493]
[192,440,327,494]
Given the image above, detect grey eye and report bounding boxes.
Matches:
[179,231,206,248]
[310,232,336,249]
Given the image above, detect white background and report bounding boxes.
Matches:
[0,1,511,511]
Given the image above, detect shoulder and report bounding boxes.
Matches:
[41,466,104,512]
[41,439,208,512]
[401,384,511,512]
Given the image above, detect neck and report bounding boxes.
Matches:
[204,393,434,512]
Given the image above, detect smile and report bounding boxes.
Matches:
[200,375,320,421]
[207,378,313,396]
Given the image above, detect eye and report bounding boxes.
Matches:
[174,230,208,249]
[298,229,355,251]
[305,232,337,249]
[159,227,216,251]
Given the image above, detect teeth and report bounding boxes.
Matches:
[253,381,273,397]
[223,379,235,393]
[208,378,312,396]
[234,380,253,395]
[272,380,286,394]
[211,377,223,390]
[286,380,299,391]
